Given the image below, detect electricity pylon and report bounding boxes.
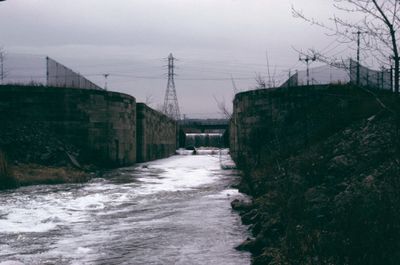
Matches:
[163,53,181,120]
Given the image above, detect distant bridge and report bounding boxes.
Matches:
[178,119,229,133]
[178,119,229,148]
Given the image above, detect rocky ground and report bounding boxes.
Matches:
[0,122,98,190]
[233,105,400,264]
[0,122,82,167]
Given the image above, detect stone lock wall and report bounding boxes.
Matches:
[136,103,177,162]
[0,85,136,166]
[229,84,378,171]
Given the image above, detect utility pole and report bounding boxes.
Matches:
[46,56,49,86]
[0,50,4,85]
[299,55,316,86]
[103,73,110,90]
[353,30,368,86]
[390,56,395,92]
[163,53,181,120]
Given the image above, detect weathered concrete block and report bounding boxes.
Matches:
[136,103,177,162]
[0,85,136,167]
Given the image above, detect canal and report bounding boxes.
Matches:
[0,150,250,265]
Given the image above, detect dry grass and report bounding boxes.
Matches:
[12,164,91,186]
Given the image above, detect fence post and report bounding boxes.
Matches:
[64,66,67,87]
[350,59,354,85]
[46,57,49,86]
[391,65,394,92]
[56,60,59,86]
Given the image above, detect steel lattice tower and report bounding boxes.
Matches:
[163,53,181,120]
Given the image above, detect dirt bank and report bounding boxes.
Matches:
[12,163,92,187]
[232,87,400,265]
[0,122,98,190]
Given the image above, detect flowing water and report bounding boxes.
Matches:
[0,150,250,265]
[185,133,223,148]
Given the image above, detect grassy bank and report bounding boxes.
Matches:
[0,160,93,190]
[12,163,92,187]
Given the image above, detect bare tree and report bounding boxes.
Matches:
[293,0,400,93]
[230,75,239,94]
[254,73,267,89]
[265,50,278,88]
[213,95,232,119]
[145,94,154,106]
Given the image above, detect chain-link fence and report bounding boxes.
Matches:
[46,57,101,90]
[349,59,392,90]
[0,53,102,90]
[281,59,393,91]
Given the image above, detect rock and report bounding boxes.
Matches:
[65,151,81,169]
[331,155,350,167]
[363,175,375,187]
[367,115,376,122]
[40,152,53,162]
[241,209,259,225]
[231,199,253,211]
[235,237,256,251]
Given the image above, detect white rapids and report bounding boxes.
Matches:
[0,150,250,265]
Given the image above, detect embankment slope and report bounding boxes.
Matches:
[230,85,400,265]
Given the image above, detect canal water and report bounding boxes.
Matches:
[0,150,250,265]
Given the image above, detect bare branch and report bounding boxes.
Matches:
[145,94,154,106]
[230,75,238,94]
[293,0,400,92]
[254,73,266,89]
[265,50,272,88]
[213,95,232,119]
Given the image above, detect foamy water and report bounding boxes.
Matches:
[0,151,250,265]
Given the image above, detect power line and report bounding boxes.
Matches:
[319,38,341,54]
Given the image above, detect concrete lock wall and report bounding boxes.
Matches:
[136,103,177,162]
[0,85,136,166]
[229,84,378,171]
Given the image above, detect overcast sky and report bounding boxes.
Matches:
[0,0,357,118]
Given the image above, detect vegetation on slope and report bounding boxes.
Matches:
[0,150,18,189]
[233,87,400,265]
[0,122,94,190]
